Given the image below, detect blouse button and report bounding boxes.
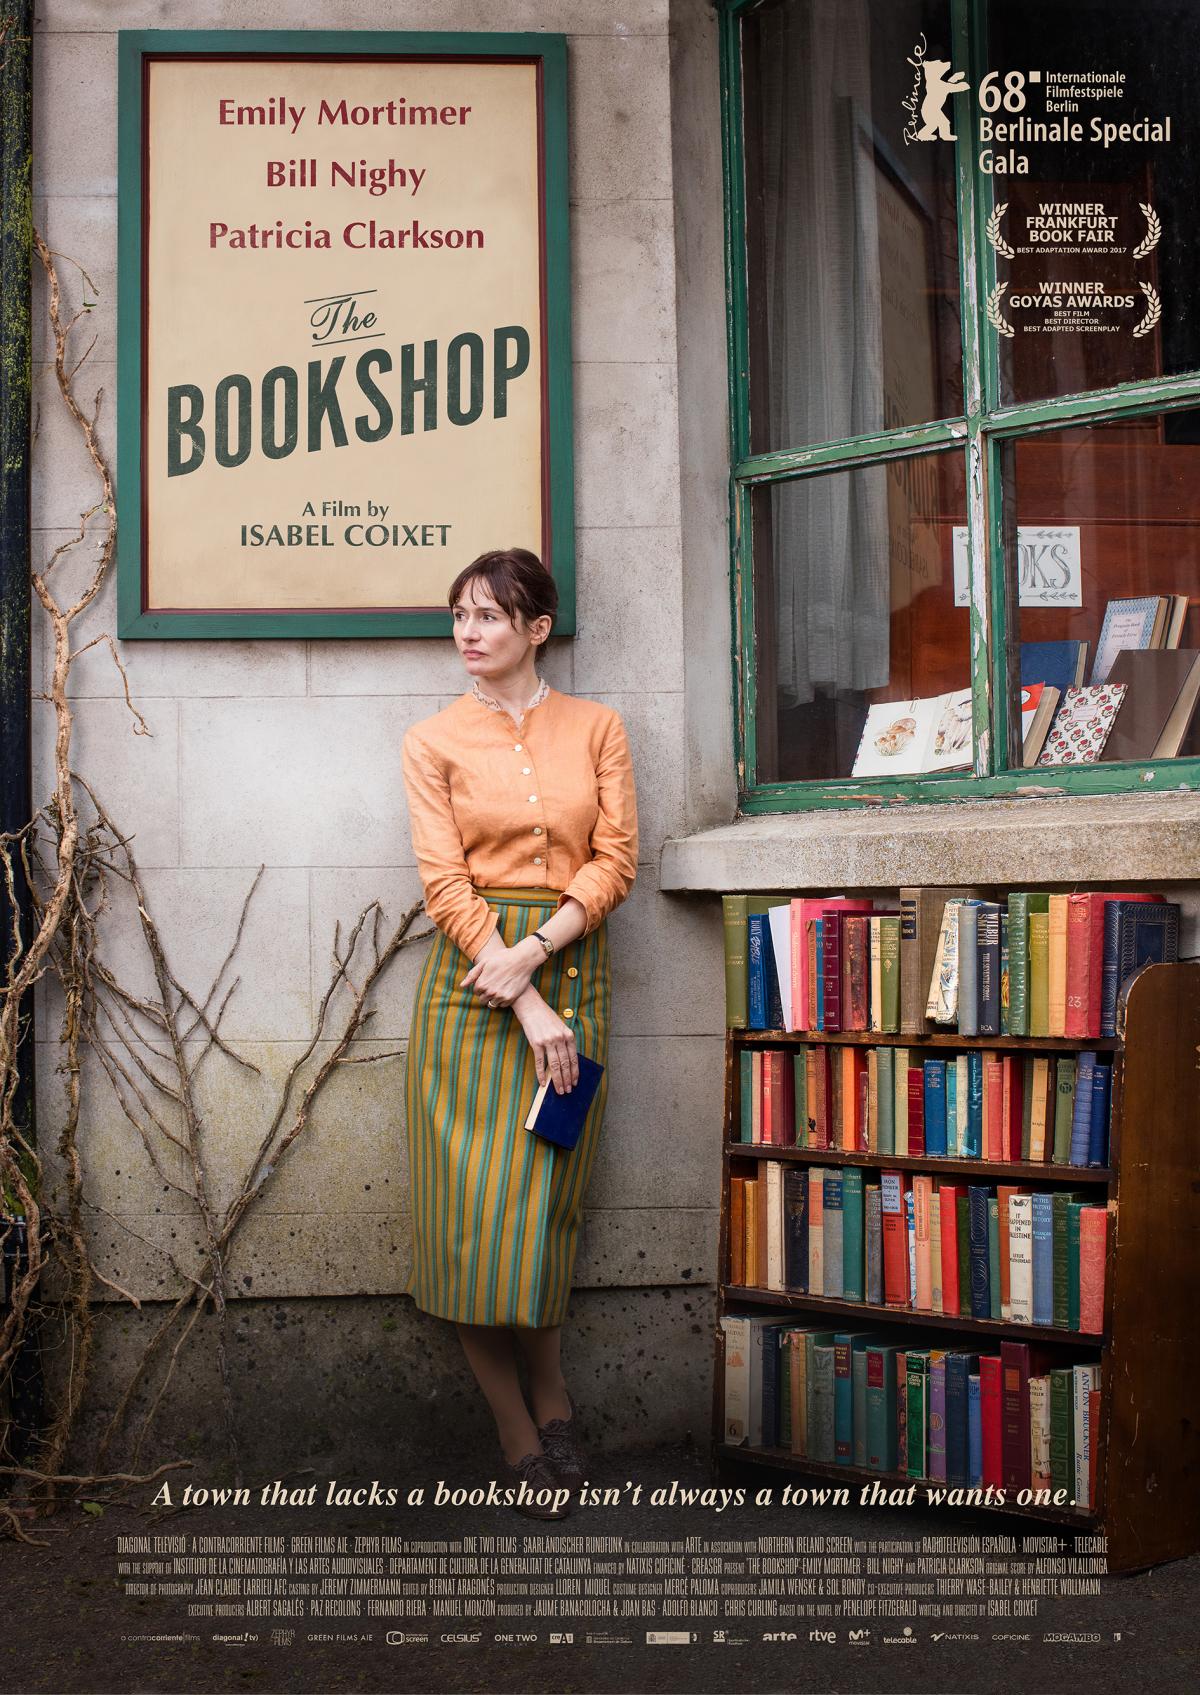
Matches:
[533,856,543,865]
[567,966,578,978]
[533,826,543,835]
[528,794,538,803]
[521,766,531,775]
[514,743,522,751]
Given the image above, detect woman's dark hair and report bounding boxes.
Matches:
[447,548,558,650]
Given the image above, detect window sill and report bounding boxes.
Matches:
[659,788,1200,891]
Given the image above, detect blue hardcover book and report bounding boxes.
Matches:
[739,1050,753,1143]
[1069,1052,1098,1166]
[525,1054,605,1150]
[946,1061,958,1153]
[815,920,825,1031]
[967,1186,992,1321]
[1089,1062,1113,1168]
[763,918,785,1032]
[1021,638,1088,697]
[923,1061,947,1158]
[967,1373,983,1484]
[748,915,767,1030]
[1031,1192,1054,1325]
[945,1351,978,1486]
[987,1200,1001,1320]
[1100,901,1180,1036]
[783,1167,809,1293]
[976,903,1002,1037]
[905,1189,917,1308]
[824,1171,845,1300]
[966,1052,984,1158]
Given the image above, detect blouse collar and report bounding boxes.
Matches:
[470,673,549,728]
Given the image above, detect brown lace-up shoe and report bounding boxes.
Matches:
[537,1412,587,1492]
[499,1448,572,1520]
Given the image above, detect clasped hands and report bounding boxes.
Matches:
[461,937,579,1093]
[460,936,543,1009]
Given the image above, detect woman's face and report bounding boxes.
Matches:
[452,578,548,678]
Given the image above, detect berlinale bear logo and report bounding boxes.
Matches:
[902,34,971,144]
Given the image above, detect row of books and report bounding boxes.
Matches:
[739,1047,1113,1168]
[723,886,1180,1040]
[730,1164,1109,1333]
[720,1316,1102,1506]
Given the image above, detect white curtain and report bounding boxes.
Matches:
[754,0,891,707]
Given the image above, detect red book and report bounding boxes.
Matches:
[821,913,845,1033]
[1065,890,1163,1038]
[807,1047,830,1149]
[1001,1056,1023,1163]
[980,1355,1004,1488]
[938,1184,962,1316]
[881,1172,910,1308]
[1079,1206,1109,1334]
[906,1068,926,1156]
[844,916,870,1032]
[841,1047,867,1151]
[792,898,874,1033]
[984,1057,1004,1161]
[762,1050,776,1146]
[1000,1341,1055,1491]
[834,1339,854,1461]
[762,1050,795,1147]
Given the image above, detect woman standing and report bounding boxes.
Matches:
[400,548,638,1519]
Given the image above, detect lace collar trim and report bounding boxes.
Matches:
[470,674,549,728]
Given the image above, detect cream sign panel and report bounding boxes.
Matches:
[117,35,574,638]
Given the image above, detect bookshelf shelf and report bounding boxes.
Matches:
[712,919,1200,1576]
[716,1445,1099,1525]
[722,1285,1105,1347]
[725,1144,1112,1186]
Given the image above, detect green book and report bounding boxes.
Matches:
[879,917,901,1033]
[1052,1057,1076,1165]
[1052,1191,1085,1328]
[739,1050,753,1144]
[865,1343,902,1471]
[1048,1367,1076,1498]
[987,1198,1001,1321]
[1028,911,1050,1038]
[793,1049,808,1148]
[1067,1202,1086,1330]
[1020,1055,1035,1161]
[808,1338,838,1463]
[1007,893,1050,1038]
[956,1195,971,1315]
[906,1352,931,1478]
[842,1168,865,1302]
[723,895,749,1029]
[876,1048,896,1155]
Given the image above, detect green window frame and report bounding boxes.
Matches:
[718,0,1200,812]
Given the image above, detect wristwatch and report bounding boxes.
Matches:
[531,929,555,957]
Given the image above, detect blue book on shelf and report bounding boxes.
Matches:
[1089,1062,1112,1168]
[1069,1053,1098,1166]
[966,1053,984,1158]
[946,1062,958,1152]
[945,1352,977,1486]
[824,1171,845,1300]
[763,917,785,1031]
[1021,638,1088,697]
[905,1190,917,1308]
[923,1061,947,1158]
[815,919,825,1031]
[748,915,767,1030]
[1031,1193,1054,1325]
[967,1186,991,1321]
[1100,901,1180,1037]
[988,1200,1001,1321]
[976,903,1002,1037]
[967,1374,983,1484]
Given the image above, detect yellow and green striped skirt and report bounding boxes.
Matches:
[404,888,611,1328]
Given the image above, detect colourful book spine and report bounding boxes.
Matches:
[1008,1192,1033,1324]
[1053,1057,1076,1164]
[748,914,767,1030]
[987,1199,1001,1321]
[1069,1053,1098,1166]
[983,1057,1003,1162]
[1030,1375,1052,1491]
[845,917,869,1032]
[833,1334,855,1463]
[869,918,884,1032]
[1029,1055,1051,1163]
[1073,1363,1101,1508]
[967,1186,992,1320]
[958,902,980,1037]
[907,1067,926,1157]
[1089,1061,1112,1168]
[865,1345,899,1471]
[928,1353,948,1481]
[999,909,1010,1037]
[945,1351,977,1486]
[906,1353,930,1479]
[1028,911,1050,1038]
[879,916,901,1033]
[913,1174,934,1311]
[1079,1206,1109,1334]
[751,1049,762,1144]
[1049,1367,1075,1500]
[865,1184,883,1305]
[877,1047,895,1155]
[824,1171,844,1299]
[968,1372,983,1485]
[945,1062,958,1157]
[841,1167,865,1303]
[894,1047,910,1157]
[721,1314,752,1442]
[905,1189,917,1308]
[809,1344,837,1463]
[1051,1190,1082,1329]
[923,1061,947,1158]
[853,1344,870,1468]
[1064,893,1093,1039]
[977,903,1001,1036]
[1000,1340,1034,1491]
[738,1050,753,1143]
[821,914,843,1033]
[783,1167,809,1294]
[815,920,825,1031]
[793,1050,808,1147]
[956,1195,971,1321]
[723,895,749,1029]
[980,1354,1004,1488]
[939,1184,962,1316]
[966,1053,983,1158]
[1067,1201,1084,1331]
[1031,1192,1054,1325]
[1047,894,1069,1038]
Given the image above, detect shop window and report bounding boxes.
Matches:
[721,0,1200,806]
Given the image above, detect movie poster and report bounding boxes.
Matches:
[1,5,1198,1695]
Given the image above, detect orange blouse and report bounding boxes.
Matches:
[401,684,639,959]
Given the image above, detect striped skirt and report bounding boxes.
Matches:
[404,887,611,1328]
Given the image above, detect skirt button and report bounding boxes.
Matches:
[562,1008,575,1019]
[567,966,578,978]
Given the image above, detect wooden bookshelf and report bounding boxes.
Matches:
[711,952,1200,1575]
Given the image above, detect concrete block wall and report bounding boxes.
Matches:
[30,0,730,1464]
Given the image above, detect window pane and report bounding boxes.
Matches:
[1006,410,1200,768]
[751,450,969,783]
[988,0,1200,405]
[741,0,964,454]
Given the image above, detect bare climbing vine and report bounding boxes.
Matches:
[0,235,430,1540]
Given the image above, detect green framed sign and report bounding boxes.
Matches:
[116,31,575,639]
